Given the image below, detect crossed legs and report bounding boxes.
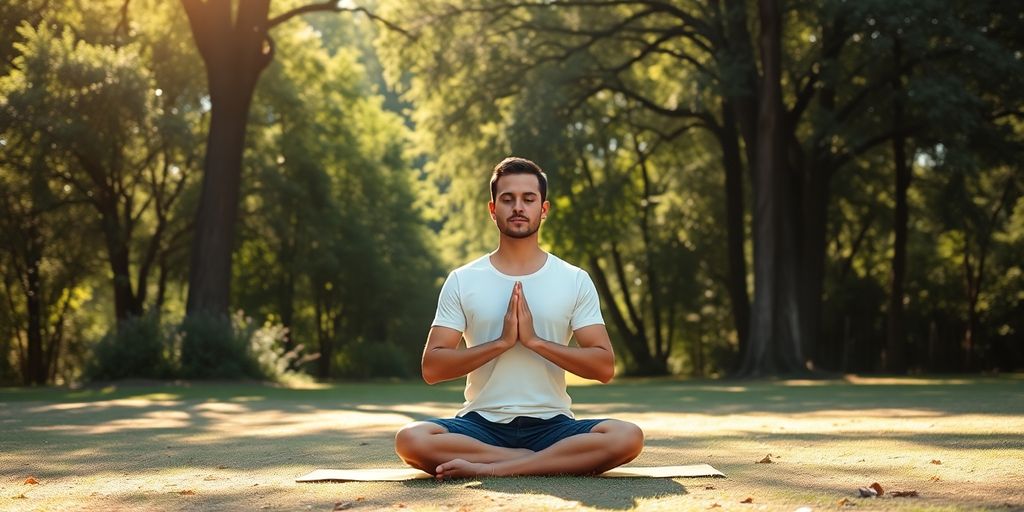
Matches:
[394,419,644,479]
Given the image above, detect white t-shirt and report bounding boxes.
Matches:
[431,252,605,423]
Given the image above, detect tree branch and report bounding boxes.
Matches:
[268,2,413,39]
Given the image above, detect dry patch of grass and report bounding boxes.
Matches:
[1,376,1022,511]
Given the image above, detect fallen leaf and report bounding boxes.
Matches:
[870,482,884,496]
[708,503,722,509]
[930,460,942,465]
[858,487,878,498]
[24,477,39,485]
[217,465,230,470]
[12,493,27,499]
[705,485,716,490]
[757,454,773,464]
[333,502,354,511]
[891,491,919,498]
[837,498,855,506]
[356,496,366,501]
[203,475,218,481]
[930,476,941,482]
[741,497,754,503]
[179,490,196,496]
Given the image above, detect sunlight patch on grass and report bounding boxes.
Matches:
[843,376,973,386]
[27,409,191,434]
[28,398,183,414]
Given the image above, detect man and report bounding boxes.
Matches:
[394,157,644,480]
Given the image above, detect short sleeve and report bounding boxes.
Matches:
[431,271,466,331]
[570,270,605,330]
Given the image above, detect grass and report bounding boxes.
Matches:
[1,375,1023,511]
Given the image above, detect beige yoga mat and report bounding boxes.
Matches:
[296,464,724,482]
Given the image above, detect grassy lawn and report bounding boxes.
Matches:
[1,375,1023,511]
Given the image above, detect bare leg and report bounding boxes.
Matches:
[394,421,534,474]
[435,419,644,479]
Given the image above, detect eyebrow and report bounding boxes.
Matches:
[499,191,538,198]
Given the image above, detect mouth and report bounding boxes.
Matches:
[509,217,529,223]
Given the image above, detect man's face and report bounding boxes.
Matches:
[489,173,549,239]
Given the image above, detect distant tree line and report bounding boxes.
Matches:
[377,0,1024,375]
[0,1,439,385]
[1,0,1021,384]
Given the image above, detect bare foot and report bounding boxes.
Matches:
[435,458,493,480]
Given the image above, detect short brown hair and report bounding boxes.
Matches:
[490,157,548,203]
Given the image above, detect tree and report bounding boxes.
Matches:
[178,0,407,317]
[233,14,440,377]
[1,22,198,324]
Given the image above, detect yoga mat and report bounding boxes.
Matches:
[296,464,724,482]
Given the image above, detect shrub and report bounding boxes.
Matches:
[87,313,175,380]
[179,311,311,382]
[178,312,255,379]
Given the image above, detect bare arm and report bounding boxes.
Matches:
[421,287,520,385]
[516,282,615,383]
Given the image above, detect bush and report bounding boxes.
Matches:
[178,312,252,379]
[87,313,175,380]
[84,310,312,383]
[179,311,310,382]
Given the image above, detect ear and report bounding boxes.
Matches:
[541,200,550,219]
[488,200,496,220]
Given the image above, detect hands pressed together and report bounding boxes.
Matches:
[499,281,543,350]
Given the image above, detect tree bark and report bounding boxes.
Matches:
[182,0,272,316]
[886,38,910,373]
[717,100,751,360]
[737,0,808,377]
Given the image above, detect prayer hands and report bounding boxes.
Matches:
[499,283,519,349]
[498,282,541,350]
[514,282,540,349]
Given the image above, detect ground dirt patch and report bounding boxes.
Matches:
[1,376,1022,511]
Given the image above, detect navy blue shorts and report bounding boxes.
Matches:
[428,411,607,452]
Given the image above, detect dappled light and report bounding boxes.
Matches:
[2,379,1022,510]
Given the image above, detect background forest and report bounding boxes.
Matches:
[1,0,1021,386]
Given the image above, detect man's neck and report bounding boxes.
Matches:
[491,236,547,276]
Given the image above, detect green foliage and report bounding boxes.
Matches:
[3,0,1023,382]
[335,341,414,380]
[179,312,309,382]
[87,313,176,380]
[178,313,253,379]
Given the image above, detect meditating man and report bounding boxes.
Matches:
[394,157,644,480]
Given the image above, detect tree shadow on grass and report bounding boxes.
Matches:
[403,475,690,510]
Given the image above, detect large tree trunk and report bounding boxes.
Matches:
[886,38,910,373]
[185,90,254,315]
[717,100,751,360]
[720,0,759,369]
[797,167,828,370]
[738,0,808,377]
[182,0,272,316]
